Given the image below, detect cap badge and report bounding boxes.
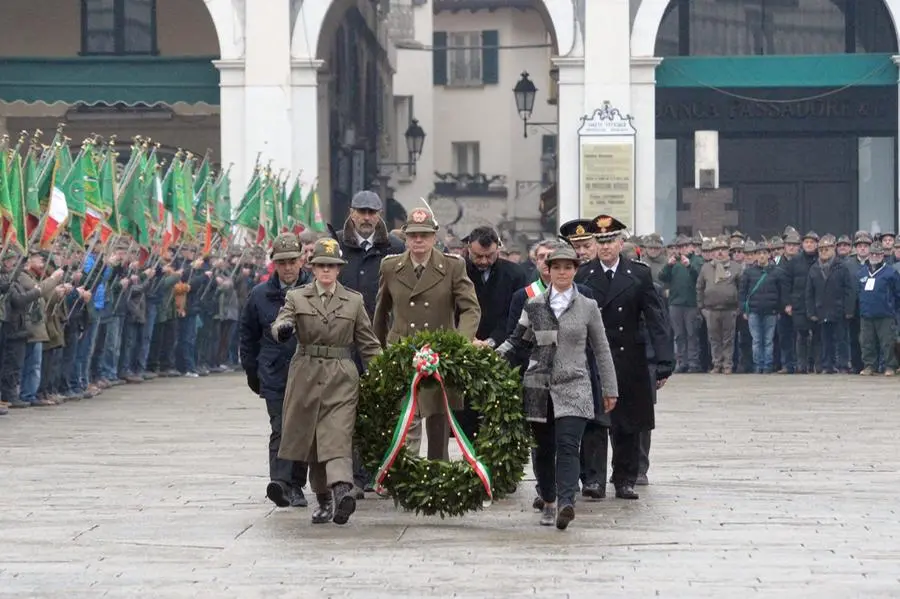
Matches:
[596,216,612,231]
[575,225,585,236]
[411,209,428,223]
[321,239,338,255]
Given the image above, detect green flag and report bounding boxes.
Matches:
[306,184,326,233]
[235,170,262,240]
[6,153,27,249]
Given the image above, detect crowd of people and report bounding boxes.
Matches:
[0,236,276,416]
[8,186,895,530]
[629,228,900,376]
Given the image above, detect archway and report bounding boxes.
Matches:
[632,0,900,55]
[0,0,233,164]
[288,0,577,231]
[638,0,900,240]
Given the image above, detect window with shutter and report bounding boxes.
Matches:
[452,142,481,175]
[82,0,157,55]
[433,31,448,85]
[447,31,483,86]
[481,30,499,84]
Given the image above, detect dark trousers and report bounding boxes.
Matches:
[176,316,198,374]
[119,320,143,376]
[197,315,218,369]
[149,320,176,372]
[860,316,897,370]
[532,413,588,508]
[794,314,820,372]
[819,320,845,372]
[638,430,651,476]
[849,316,863,372]
[579,421,608,486]
[38,347,63,396]
[216,320,236,367]
[776,312,795,372]
[0,337,27,404]
[609,426,642,487]
[265,397,308,489]
[733,314,753,373]
[61,325,81,394]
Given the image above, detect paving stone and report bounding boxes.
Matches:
[1,372,898,597]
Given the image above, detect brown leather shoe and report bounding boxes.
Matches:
[31,398,57,407]
[125,375,144,384]
[97,379,111,389]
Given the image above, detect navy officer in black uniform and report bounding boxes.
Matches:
[576,215,674,500]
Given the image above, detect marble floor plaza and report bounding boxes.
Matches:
[1,372,899,598]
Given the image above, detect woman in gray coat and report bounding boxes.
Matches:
[496,245,618,530]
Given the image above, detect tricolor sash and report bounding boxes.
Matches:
[524,279,547,298]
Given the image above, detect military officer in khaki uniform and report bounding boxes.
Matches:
[372,208,481,460]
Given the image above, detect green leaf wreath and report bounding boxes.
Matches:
[357,329,530,518]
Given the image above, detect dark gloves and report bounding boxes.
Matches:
[656,362,674,381]
[275,323,294,343]
[246,371,261,395]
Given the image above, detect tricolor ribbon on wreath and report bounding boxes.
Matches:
[373,344,493,502]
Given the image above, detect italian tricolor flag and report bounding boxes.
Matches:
[82,205,112,243]
[40,186,70,248]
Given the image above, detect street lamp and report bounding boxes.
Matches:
[513,71,537,138]
[404,118,425,168]
[379,117,426,177]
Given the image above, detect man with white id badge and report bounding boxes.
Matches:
[856,242,900,377]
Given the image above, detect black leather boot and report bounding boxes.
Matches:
[311,493,333,524]
[331,482,357,525]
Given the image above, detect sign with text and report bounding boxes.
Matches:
[656,86,897,136]
[577,104,636,230]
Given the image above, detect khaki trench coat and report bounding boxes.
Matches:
[372,249,481,415]
[272,282,381,463]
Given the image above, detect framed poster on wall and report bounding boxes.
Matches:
[577,102,636,231]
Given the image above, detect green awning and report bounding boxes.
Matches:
[657,54,897,88]
[0,56,219,106]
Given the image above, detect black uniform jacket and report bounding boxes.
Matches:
[576,256,673,432]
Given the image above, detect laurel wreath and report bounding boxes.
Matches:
[357,330,529,517]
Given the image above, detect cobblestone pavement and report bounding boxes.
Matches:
[1,373,898,598]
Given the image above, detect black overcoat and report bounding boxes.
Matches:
[576,256,673,432]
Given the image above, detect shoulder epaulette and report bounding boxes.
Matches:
[442,252,464,260]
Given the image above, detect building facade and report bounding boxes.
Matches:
[5,0,900,243]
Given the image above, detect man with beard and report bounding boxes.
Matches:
[460,226,526,441]
[240,233,312,509]
[696,236,741,374]
[576,215,673,500]
[784,232,821,373]
[856,242,900,376]
[336,190,404,496]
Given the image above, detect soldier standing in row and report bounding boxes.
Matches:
[372,208,481,460]
[696,236,741,374]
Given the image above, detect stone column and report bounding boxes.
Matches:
[893,55,900,232]
[213,59,246,206]
[631,57,663,235]
[583,0,631,112]
[243,0,292,175]
[552,56,585,225]
[290,58,325,215]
